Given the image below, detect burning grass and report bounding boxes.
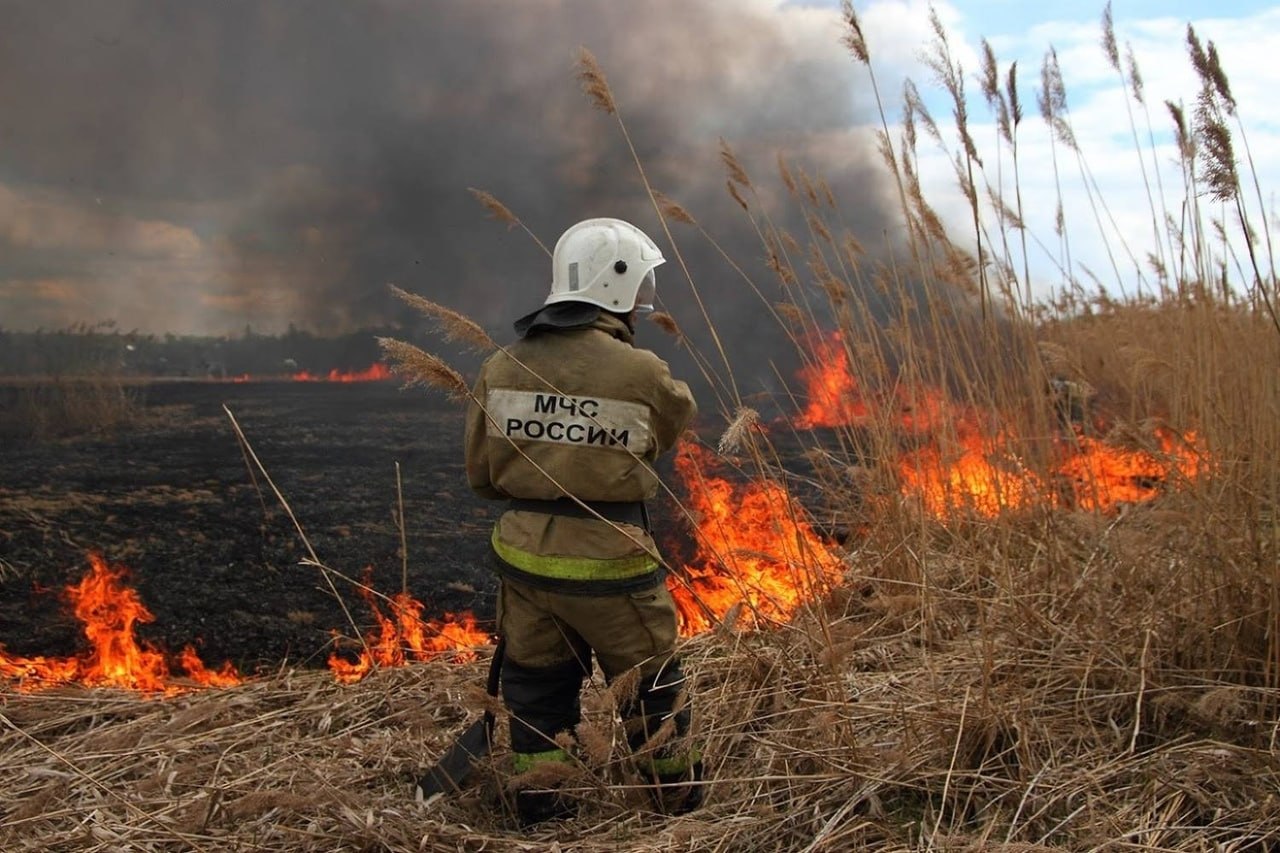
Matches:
[0,554,244,693]
[327,575,490,683]
[3,528,1278,851]
[5,3,1280,850]
[670,442,847,635]
[0,370,1275,850]
[2,355,1274,848]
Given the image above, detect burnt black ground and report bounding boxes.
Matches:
[0,380,513,674]
[0,380,840,678]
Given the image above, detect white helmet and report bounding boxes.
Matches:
[547,218,665,314]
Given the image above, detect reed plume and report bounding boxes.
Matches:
[719,138,753,189]
[574,47,616,115]
[375,337,470,401]
[718,406,760,455]
[388,285,495,353]
[838,0,869,65]
[468,188,519,228]
[653,190,696,226]
[467,187,552,257]
[648,311,683,340]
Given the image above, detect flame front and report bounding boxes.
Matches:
[898,426,1042,517]
[328,574,492,684]
[795,332,954,434]
[1056,430,1202,512]
[1,334,1211,692]
[667,443,844,635]
[898,425,1204,518]
[795,332,870,429]
[226,363,393,383]
[292,363,392,383]
[0,553,242,692]
[794,331,1205,517]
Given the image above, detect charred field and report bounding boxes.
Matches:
[0,380,513,674]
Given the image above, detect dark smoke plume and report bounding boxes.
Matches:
[0,0,897,399]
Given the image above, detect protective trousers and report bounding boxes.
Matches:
[496,576,693,776]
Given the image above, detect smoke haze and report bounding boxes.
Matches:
[0,0,897,390]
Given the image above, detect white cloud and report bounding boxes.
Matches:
[857,0,976,72]
[851,1,1280,301]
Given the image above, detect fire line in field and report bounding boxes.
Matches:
[0,553,242,693]
[327,570,491,683]
[794,330,1205,517]
[291,363,393,383]
[2,331,1210,693]
[228,362,394,383]
[667,443,844,636]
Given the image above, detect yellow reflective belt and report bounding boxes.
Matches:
[492,529,659,581]
[642,747,702,777]
[513,748,570,772]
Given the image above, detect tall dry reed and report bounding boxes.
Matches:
[8,7,1275,852]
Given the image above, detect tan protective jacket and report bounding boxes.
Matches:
[464,313,696,585]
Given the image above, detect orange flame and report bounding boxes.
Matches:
[1055,429,1202,512]
[793,331,1206,518]
[897,426,1042,517]
[0,553,242,693]
[795,332,870,429]
[292,363,392,383]
[328,572,493,684]
[795,332,956,434]
[216,363,392,382]
[898,427,1204,517]
[667,443,844,635]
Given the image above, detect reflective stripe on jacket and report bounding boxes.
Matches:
[491,527,659,580]
[464,313,695,588]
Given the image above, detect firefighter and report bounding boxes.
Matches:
[464,218,700,824]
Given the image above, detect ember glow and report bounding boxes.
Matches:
[667,443,844,635]
[795,331,1206,518]
[0,553,242,693]
[292,363,393,383]
[227,363,393,383]
[328,573,492,684]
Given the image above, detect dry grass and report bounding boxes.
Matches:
[387,285,496,354]
[0,378,142,442]
[375,337,470,401]
[6,6,1280,852]
[3,538,1278,852]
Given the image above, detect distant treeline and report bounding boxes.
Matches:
[0,322,399,379]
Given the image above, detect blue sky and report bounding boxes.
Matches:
[937,0,1274,30]
[788,0,1280,300]
[795,0,1277,28]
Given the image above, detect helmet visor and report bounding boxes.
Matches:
[634,268,656,313]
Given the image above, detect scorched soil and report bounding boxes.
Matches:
[0,381,545,674]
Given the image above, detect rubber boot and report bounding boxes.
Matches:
[649,759,704,816]
[515,788,578,826]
